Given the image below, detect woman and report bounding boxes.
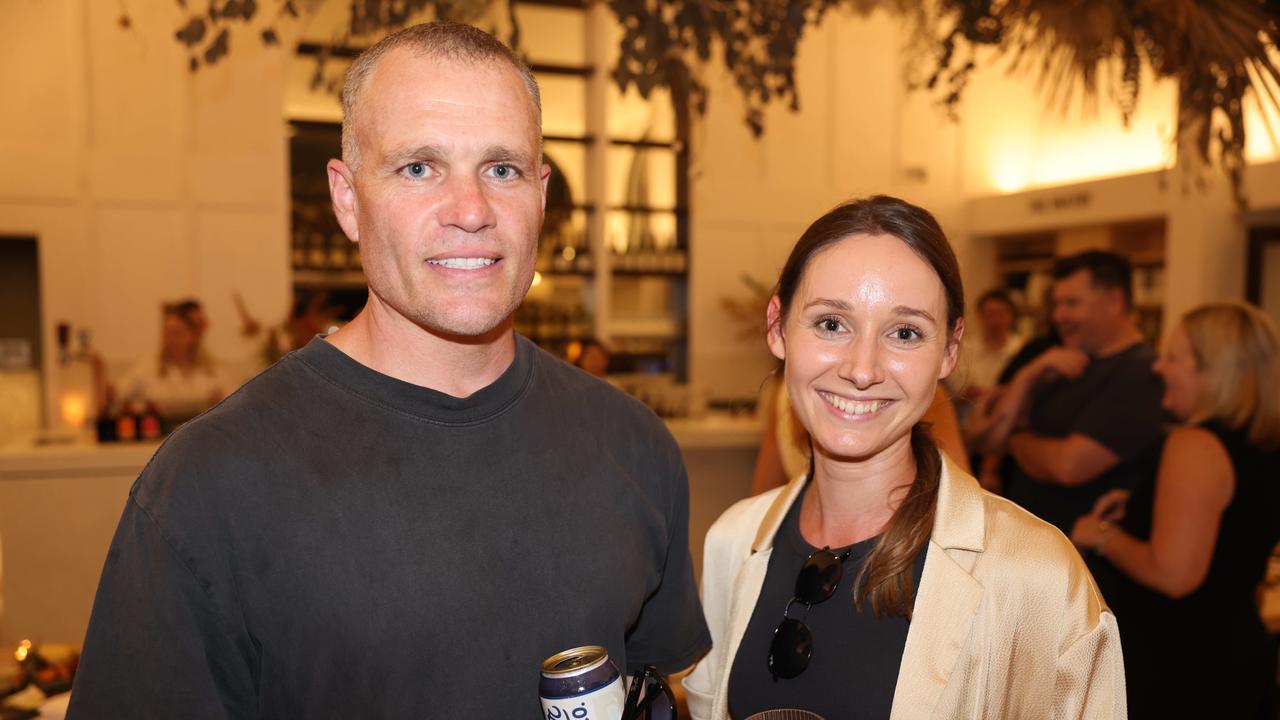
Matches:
[112,300,232,420]
[1072,302,1280,719]
[684,196,1125,719]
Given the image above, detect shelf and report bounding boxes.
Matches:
[609,317,684,339]
[293,268,366,289]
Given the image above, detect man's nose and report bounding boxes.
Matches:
[836,334,885,390]
[438,173,497,233]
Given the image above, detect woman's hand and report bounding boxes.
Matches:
[1071,490,1128,553]
[1091,489,1130,523]
[1070,514,1111,553]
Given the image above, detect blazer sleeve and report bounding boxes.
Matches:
[1054,604,1127,719]
[683,517,733,720]
[683,492,771,720]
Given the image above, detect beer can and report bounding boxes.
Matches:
[539,645,625,720]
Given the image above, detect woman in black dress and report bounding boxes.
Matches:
[1072,301,1280,719]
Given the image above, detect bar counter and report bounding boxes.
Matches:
[0,413,761,649]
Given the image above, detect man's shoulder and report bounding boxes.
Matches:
[131,355,316,496]
[528,343,670,433]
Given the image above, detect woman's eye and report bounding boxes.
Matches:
[892,326,922,342]
[404,163,428,179]
[817,318,843,333]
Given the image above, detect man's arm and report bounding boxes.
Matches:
[974,347,1090,456]
[1007,431,1120,487]
[67,495,257,720]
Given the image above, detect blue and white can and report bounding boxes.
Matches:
[539,645,625,720]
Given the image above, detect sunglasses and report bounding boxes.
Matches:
[621,664,676,720]
[767,546,852,680]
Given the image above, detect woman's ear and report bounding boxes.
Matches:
[766,296,786,362]
[939,318,964,379]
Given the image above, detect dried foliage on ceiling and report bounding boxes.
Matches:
[140,0,1280,203]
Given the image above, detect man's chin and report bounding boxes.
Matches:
[415,309,515,344]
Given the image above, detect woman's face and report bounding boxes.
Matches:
[768,233,960,463]
[1153,325,1205,420]
[162,313,198,360]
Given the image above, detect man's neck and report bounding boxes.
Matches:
[1094,322,1144,359]
[325,298,516,398]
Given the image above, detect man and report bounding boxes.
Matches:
[68,22,709,718]
[978,251,1164,535]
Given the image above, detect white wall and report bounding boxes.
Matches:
[688,9,964,400]
[0,0,292,420]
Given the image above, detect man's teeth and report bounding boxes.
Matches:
[427,257,496,270]
[822,392,885,416]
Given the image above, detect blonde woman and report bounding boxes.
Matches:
[1073,302,1280,719]
[685,196,1125,719]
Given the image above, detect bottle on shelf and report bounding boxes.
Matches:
[327,231,349,269]
[53,323,97,435]
[306,230,328,269]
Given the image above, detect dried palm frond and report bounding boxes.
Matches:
[918,0,1280,205]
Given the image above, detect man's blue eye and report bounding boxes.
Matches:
[406,163,427,178]
[492,164,513,179]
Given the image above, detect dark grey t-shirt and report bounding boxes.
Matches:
[1005,342,1165,534]
[68,335,710,719]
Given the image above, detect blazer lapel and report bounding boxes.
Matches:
[890,456,988,720]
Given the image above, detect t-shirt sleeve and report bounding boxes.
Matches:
[1070,357,1165,460]
[66,494,257,720]
[623,452,712,675]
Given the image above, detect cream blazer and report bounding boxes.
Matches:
[683,455,1127,719]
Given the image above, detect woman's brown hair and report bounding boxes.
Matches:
[771,195,964,619]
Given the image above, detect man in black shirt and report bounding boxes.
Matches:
[68,22,709,719]
[978,251,1164,535]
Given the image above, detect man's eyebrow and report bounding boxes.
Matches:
[383,144,447,167]
[481,145,537,168]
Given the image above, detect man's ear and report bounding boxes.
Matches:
[540,161,551,212]
[327,158,359,243]
[940,318,964,380]
[766,296,787,362]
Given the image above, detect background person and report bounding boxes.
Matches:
[685,196,1124,720]
[109,299,232,421]
[1072,302,1280,720]
[974,251,1165,535]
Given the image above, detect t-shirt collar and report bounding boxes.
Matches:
[291,332,536,425]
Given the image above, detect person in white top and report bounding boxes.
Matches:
[950,288,1023,405]
[112,300,233,420]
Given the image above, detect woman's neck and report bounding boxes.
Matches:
[799,436,916,549]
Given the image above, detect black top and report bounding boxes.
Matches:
[68,335,710,719]
[727,484,924,720]
[1005,342,1165,534]
[1098,421,1280,719]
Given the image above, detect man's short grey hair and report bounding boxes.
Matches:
[340,21,542,171]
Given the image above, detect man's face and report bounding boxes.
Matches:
[978,298,1014,341]
[1050,269,1117,354]
[328,50,549,338]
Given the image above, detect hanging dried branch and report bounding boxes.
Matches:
[155,0,1280,205]
[917,0,1280,206]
